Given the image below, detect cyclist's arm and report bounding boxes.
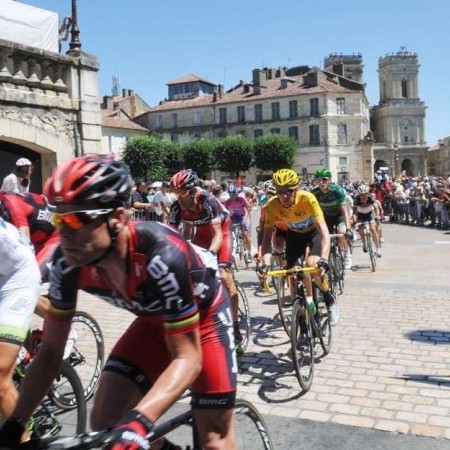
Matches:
[260,225,273,266]
[340,204,351,230]
[18,224,31,241]
[315,219,331,260]
[208,221,223,254]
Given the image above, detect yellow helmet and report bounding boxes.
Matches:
[272,169,299,188]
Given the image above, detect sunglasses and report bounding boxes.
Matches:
[318,177,330,182]
[175,188,196,198]
[53,209,113,229]
[276,188,296,196]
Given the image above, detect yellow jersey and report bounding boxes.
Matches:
[264,190,324,234]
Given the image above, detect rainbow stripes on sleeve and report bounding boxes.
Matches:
[164,303,200,336]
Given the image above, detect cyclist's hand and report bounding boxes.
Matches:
[253,252,261,263]
[317,258,330,275]
[345,228,354,240]
[256,263,268,280]
[107,410,153,450]
[0,416,26,448]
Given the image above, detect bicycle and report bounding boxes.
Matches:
[264,266,332,392]
[11,342,87,440]
[234,277,251,355]
[25,398,273,449]
[231,223,250,268]
[328,233,345,295]
[356,221,377,272]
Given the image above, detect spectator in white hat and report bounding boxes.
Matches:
[1,158,33,193]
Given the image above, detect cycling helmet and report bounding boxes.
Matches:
[228,184,239,195]
[170,169,199,191]
[272,169,299,188]
[44,155,133,206]
[314,168,332,179]
[16,158,32,166]
[266,184,277,195]
[357,184,370,194]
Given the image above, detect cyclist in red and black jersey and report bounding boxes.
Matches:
[2,156,237,450]
[168,170,243,353]
[0,191,59,282]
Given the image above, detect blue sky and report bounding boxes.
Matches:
[21,0,450,145]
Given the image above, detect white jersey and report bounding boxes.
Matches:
[0,217,34,278]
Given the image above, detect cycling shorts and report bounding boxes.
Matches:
[324,215,345,234]
[286,229,321,268]
[193,218,232,269]
[274,226,287,240]
[0,257,41,345]
[231,216,250,231]
[356,212,375,224]
[104,283,237,409]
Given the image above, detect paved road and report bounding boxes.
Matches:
[71,222,450,448]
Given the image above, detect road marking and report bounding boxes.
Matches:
[434,241,450,244]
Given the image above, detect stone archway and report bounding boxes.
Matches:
[374,159,389,174]
[401,159,414,177]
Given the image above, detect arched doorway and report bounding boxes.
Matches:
[401,159,414,177]
[0,141,42,193]
[374,159,389,174]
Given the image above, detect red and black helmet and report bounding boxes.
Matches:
[44,155,133,206]
[169,169,199,191]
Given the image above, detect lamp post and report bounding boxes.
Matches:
[68,0,82,55]
[394,143,399,178]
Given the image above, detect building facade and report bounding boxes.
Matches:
[427,137,450,177]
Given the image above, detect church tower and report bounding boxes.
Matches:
[370,49,427,177]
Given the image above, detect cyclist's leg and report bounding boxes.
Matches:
[369,220,380,248]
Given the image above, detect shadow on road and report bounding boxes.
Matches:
[404,329,450,345]
[398,374,450,387]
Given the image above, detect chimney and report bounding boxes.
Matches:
[304,72,319,88]
[103,96,114,110]
[252,69,267,95]
[213,84,224,102]
[122,88,127,98]
[332,63,344,76]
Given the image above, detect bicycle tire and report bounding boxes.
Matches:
[367,233,376,272]
[235,280,251,354]
[335,248,345,295]
[67,311,105,403]
[313,289,332,356]
[276,275,293,337]
[234,399,274,450]
[32,360,87,438]
[290,300,314,392]
[328,251,339,296]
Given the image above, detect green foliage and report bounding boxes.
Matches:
[122,135,182,182]
[181,139,214,178]
[253,134,297,172]
[212,135,253,176]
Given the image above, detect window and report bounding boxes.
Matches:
[156,114,163,129]
[310,98,319,116]
[404,136,408,143]
[288,126,298,142]
[254,104,263,122]
[336,98,345,114]
[219,108,227,125]
[309,124,320,145]
[289,100,298,118]
[270,128,280,135]
[171,113,178,128]
[237,106,245,123]
[170,134,179,143]
[337,123,347,144]
[401,79,408,98]
[339,156,348,165]
[193,111,202,125]
[254,129,263,138]
[271,102,280,120]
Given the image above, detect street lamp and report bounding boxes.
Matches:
[68,0,82,55]
[393,143,399,177]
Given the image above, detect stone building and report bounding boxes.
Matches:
[427,137,450,176]
[370,50,428,177]
[134,66,371,183]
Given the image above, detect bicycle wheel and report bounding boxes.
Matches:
[290,300,314,392]
[235,280,251,354]
[313,290,332,356]
[67,311,105,402]
[328,252,339,296]
[335,248,345,295]
[367,234,376,272]
[276,275,293,337]
[32,360,87,438]
[234,399,274,450]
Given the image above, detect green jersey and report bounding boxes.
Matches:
[312,184,347,217]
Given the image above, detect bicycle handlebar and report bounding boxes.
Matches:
[262,266,319,293]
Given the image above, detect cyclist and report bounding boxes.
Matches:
[311,168,353,269]
[353,184,382,257]
[0,156,237,450]
[258,168,339,326]
[224,185,252,264]
[0,217,41,425]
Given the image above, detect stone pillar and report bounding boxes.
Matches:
[361,141,374,181]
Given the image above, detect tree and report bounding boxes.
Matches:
[212,135,253,178]
[161,140,183,177]
[181,139,214,179]
[121,135,167,182]
[253,134,297,172]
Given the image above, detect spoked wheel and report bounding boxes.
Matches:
[290,301,314,392]
[367,236,377,272]
[276,275,293,337]
[328,253,340,297]
[66,311,105,403]
[313,291,332,356]
[34,360,87,437]
[235,280,251,355]
[234,400,274,449]
[335,250,345,295]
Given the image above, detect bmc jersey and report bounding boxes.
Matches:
[354,194,376,214]
[0,192,57,254]
[47,222,219,336]
[264,190,324,234]
[312,184,347,218]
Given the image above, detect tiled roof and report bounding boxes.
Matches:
[101,109,148,131]
[150,70,359,112]
[166,73,215,86]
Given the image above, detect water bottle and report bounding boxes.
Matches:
[305,296,317,315]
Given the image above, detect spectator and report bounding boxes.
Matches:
[153,181,176,222]
[1,158,33,193]
[219,181,230,203]
[131,180,154,220]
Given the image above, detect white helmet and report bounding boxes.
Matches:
[16,158,32,166]
[357,184,370,194]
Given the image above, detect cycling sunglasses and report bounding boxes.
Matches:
[53,209,113,229]
[318,177,330,182]
[276,188,296,196]
[175,188,196,198]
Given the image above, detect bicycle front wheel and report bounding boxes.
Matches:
[314,290,332,356]
[367,236,377,272]
[32,360,87,438]
[291,301,314,392]
[276,275,293,337]
[67,311,105,402]
[235,280,251,354]
[234,400,274,450]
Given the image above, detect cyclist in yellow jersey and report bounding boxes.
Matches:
[258,168,339,326]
